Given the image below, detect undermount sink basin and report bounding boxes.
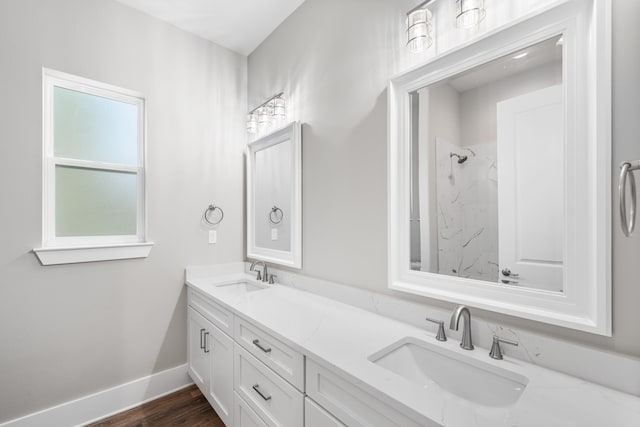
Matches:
[369,337,528,407]
[215,281,268,293]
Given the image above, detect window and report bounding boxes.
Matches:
[34,69,153,265]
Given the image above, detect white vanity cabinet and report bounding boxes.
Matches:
[188,288,305,427]
[187,306,234,426]
[187,286,427,427]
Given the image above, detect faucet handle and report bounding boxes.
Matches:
[489,335,518,360]
[425,318,447,342]
[268,274,277,284]
[249,261,263,281]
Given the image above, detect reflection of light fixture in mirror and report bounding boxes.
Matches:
[246,92,286,134]
[246,113,258,134]
[257,106,271,131]
[406,4,433,53]
[456,0,486,29]
[273,96,286,119]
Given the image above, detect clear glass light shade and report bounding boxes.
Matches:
[257,106,272,133]
[265,99,275,116]
[246,113,258,134]
[273,97,286,119]
[456,0,486,29]
[257,107,271,125]
[406,8,433,53]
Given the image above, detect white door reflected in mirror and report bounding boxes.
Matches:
[497,85,564,291]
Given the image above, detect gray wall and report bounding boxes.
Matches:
[248,0,640,358]
[459,62,561,147]
[0,0,246,422]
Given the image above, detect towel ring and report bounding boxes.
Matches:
[203,204,224,225]
[269,206,283,225]
[619,160,640,237]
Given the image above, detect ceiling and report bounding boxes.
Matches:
[448,36,563,92]
[115,0,307,55]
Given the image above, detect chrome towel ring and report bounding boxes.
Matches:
[203,204,224,225]
[619,160,640,237]
[269,206,283,224]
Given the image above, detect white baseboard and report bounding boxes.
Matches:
[0,364,193,427]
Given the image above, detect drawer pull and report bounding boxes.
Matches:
[252,339,272,354]
[199,328,205,349]
[203,331,210,353]
[252,384,272,401]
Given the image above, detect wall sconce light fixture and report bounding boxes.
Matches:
[273,97,286,119]
[406,0,487,53]
[456,0,486,28]
[246,92,286,135]
[246,113,258,134]
[407,4,433,53]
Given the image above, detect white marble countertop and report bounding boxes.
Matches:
[185,268,640,427]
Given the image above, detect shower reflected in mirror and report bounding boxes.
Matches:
[409,35,565,292]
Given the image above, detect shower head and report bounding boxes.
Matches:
[450,152,468,164]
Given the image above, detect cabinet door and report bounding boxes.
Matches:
[305,397,345,427]
[234,392,268,427]
[207,323,234,427]
[188,307,210,393]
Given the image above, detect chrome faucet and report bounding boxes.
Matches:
[450,305,474,350]
[249,261,268,282]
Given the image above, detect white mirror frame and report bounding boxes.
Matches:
[247,122,302,268]
[388,0,611,335]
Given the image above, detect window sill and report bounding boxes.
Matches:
[33,242,154,266]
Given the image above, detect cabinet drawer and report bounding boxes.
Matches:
[234,317,304,390]
[235,392,268,427]
[188,288,233,336]
[305,397,345,427]
[306,359,430,427]
[234,343,303,427]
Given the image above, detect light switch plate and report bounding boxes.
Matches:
[208,230,217,244]
[271,228,278,241]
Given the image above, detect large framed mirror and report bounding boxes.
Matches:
[247,122,302,268]
[388,0,611,334]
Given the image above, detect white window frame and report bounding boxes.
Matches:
[34,69,153,265]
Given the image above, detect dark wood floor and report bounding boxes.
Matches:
[86,385,224,427]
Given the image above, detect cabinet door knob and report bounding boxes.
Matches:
[252,384,272,401]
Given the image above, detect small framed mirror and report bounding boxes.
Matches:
[247,122,302,268]
[388,0,611,335]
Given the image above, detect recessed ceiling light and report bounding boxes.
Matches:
[512,52,528,60]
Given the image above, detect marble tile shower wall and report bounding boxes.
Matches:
[435,137,498,281]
